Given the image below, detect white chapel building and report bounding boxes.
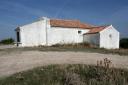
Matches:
[15,17,119,49]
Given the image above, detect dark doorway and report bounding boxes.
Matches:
[17,31,20,42]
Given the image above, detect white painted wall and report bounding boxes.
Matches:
[17,17,119,49]
[47,27,89,45]
[100,25,119,49]
[19,19,47,47]
[83,33,100,46]
[18,18,89,47]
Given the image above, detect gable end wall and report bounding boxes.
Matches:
[100,25,119,49]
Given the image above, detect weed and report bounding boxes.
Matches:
[0,64,128,85]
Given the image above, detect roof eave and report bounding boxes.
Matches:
[15,27,20,31]
[51,26,91,29]
[83,32,99,35]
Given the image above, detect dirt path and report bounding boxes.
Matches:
[0,51,128,77]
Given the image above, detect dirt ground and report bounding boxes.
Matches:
[0,45,16,49]
[0,50,128,77]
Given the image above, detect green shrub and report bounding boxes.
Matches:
[120,38,128,49]
[0,38,14,45]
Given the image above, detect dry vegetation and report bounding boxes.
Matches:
[0,58,128,85]
[1,43,128,56]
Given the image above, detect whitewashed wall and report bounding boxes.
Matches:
[18,18,89,47]
[47,27,89,46]
[100,25,119,49]
[19,19,47,47]
[83,33,100,46]
[17,18,119,49]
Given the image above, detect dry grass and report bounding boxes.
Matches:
[0,59,128,85]
[0,44,128,56]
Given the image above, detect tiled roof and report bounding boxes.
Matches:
[50,19,93,29]
[84,26,108,34]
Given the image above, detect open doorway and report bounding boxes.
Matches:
[17,31,20,42]
[16,31,20,46]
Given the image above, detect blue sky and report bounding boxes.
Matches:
[0,0,128,40]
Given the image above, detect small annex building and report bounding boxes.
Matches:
[15,17,119,49]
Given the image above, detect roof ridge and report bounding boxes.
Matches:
[50,18,80,22]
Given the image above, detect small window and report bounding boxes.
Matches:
[78,30,82,34]
[109,34,112,38]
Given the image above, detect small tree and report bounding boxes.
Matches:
[0,38,14,45]
[120,38,128,49]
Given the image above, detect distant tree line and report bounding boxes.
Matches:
[120,38,128,49]
[0,38,14,45]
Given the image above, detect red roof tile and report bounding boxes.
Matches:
[50,19,93,29]
[84,26,108,34]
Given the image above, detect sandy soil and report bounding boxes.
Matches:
[0,45,16,49]
[0,50,128,77]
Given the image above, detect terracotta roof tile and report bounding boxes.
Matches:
[50,19,93,29]
[84,26,108,34]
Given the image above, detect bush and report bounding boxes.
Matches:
[120,38,128,49]
[51,42,92,48]
[0,38,14,45]
[0,64,128,85]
